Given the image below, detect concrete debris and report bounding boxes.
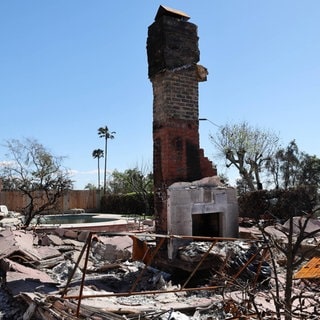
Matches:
[0,208,24,229]
[177,240,271,286]
[0,221,320,319]
[178,240,250,263]
[0,217,22,228]
[51,260,83,283]
[283,216,320,235]
[91,235,132,264]
[0,205,9,218]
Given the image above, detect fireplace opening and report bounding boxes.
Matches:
[192,212,221,237]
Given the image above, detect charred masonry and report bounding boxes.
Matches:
[147,6,238,255]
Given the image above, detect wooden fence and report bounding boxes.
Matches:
[0,190,100,213]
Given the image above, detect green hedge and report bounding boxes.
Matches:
[238,187,316,221]
[100,192,154,216]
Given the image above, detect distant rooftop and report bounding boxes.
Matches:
[155,5,190,22]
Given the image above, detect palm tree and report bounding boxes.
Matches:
[98,126,115,194]
[92,149,104,190]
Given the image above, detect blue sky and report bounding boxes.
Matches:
[1,1,319,189]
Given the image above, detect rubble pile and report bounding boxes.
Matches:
[0,220,320,319]
[178,240,272,286]
[0,229,231,319]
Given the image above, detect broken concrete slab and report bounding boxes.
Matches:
[8,260,56,284]
[98,235,133,252]
[0,230,16,257]
[283,216,320,236]
[63,229,78,239]
[0,217,22,228]
[6,259,58,296]
[38,233,65,246]
[90,236,133,264]
[62,238,85,249]
[36,246,62,260]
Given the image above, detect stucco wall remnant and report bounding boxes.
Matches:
[167,177,239,259]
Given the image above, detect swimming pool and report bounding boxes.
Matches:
[34,213,117,225]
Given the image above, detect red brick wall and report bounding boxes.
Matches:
[151,67,216,233]
[199,148,217,178]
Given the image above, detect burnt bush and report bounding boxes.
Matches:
[100,192,154,216]
[238,187,316,221]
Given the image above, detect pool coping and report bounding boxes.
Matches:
[33,214,139,233]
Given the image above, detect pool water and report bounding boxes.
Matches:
[35,214,116,225]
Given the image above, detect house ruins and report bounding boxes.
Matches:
[2,5,320,320]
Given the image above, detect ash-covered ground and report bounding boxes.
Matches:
[1,218,320,319]
[0,286,26,320]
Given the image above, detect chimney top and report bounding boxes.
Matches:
[154,5,190,22]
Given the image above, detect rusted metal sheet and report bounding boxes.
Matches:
[294,257,320,279]
[130,235,152,264]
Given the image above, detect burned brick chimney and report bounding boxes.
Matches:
[147,6,216,234]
